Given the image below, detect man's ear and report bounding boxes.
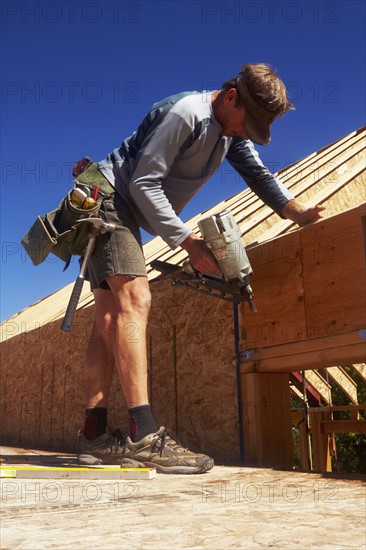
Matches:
[224,87,238,105]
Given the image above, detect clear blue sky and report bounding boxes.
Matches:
[1,0,365,322]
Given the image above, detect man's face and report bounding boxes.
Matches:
[219,88,250,139]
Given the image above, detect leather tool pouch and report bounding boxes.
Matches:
[21,191,101,267]
[21,159,114,268]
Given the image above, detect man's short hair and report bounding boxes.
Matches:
[222,63,295,145]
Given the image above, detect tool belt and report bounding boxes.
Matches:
[21,158,115,268]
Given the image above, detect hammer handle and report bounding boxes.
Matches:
[60,232,97,332]
[60,276,85,332]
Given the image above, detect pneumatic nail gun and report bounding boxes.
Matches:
[151,210,257,312]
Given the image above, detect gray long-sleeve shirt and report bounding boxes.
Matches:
[98,91,293,249]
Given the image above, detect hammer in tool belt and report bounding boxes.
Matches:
[61,217,115,332]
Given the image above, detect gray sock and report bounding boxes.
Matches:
[128,404,157,442]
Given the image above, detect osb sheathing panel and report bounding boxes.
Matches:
[148,279,240,462]
[1,279,241,461]
[2,307,93,450]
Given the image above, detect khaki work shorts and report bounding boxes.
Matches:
[86,192,148,290]
[77,163,147,290]
[76,163,147,290]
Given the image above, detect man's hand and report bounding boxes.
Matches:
[181,233,222,275]
[281,199,326,227]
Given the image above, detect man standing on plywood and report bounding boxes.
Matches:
[77,64,325,473]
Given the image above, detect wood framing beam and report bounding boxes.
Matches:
[302,370,331,404]
[255,158,365,241]
[291,367,358,405]
[240,330,366,373]
[352,363,366,383]
[278,128,365,183]
[326,367,358,403]
[308,405,366,413]
[291,365,361,407]
[320,420,366,434]
[290,385,304,401]
[291,372,323,405]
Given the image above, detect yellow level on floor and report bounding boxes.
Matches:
[0,466,156,480]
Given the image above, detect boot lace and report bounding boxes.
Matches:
[107,428,125,453]
[151,428,186,457]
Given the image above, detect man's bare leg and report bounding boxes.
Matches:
[105,275,151,409]
[79,274,154,452]
[82,288,116,440]
[86,277,152,408]
[86,288,116,408]
[104,274,158,442]
[83,275,155,442]
[79,274,214,472]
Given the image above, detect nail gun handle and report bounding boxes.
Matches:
[60,276,85,332]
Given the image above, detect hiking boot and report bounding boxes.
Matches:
[77,427,126,465]
[120,426,214,474]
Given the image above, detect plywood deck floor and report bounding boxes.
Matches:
[1,446,365,549]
